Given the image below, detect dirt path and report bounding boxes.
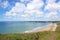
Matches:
[47,32,56,40]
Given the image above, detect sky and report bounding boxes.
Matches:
[0,0,60,21]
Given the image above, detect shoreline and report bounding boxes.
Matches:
[25,23,57,33]
[37,23,57,31]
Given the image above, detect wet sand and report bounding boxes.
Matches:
[36,23,57,32]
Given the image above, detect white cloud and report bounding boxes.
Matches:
[5,12,17,17]
[5,2,25,17]
[45,3,60,11]
[44,0,60,21]
[4,0,60,21]
[26,0,44,10]
[0,1,9,8]
[45,0,60,11]
[20,0,31,2]
[45,11,57,18]
[24,0,44,18]
[24,10,43,17]
[45,15,60,21]
[4,0,44,19]
[11,2,25,13]
[46,0,56,3]
[35,11,43,17]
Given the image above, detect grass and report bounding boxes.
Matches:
[0,22,60,40]
[55,22,60,40]
[0,31,52,40]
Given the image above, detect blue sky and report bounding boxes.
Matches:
[0,0,60,21]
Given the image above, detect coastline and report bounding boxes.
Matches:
[37,23,57,31]
[25,23,57,33]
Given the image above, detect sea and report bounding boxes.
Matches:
[0,21,51,34]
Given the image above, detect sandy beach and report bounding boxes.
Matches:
[25,23,57,33]
[36,23,57,32]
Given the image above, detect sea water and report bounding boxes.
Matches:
[0,21,51,34]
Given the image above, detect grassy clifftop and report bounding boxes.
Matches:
[55,22,60,40]
[0,31,52,40]
[0,22,60,40]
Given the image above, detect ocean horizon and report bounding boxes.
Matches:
[0,21,51,34]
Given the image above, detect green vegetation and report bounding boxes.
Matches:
[55,22,60,40]
[0,22,60,40]
[0,31,52,40]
